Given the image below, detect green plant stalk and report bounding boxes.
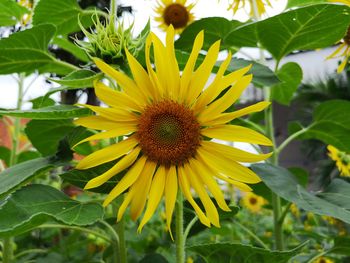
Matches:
[99,220,120,263]
[115,217,127,263]
[234,220,269,249]
[176,192,185,263]
[3,74,25,263]
[109,0,117,30]
[275,128,308,154]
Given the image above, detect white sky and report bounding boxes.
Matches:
[0,0,340,109]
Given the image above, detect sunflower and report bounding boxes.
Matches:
[241,192,266,213]
[74,26,272,234]
[154,0,195,33]
[227,0,272,18]
[313,257,334,263]
[327,145,350,177]
[327,26,350,73]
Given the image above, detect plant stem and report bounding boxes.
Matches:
[39,224,112,243]
[14,249,47,259]
[275,128,308,154]
[183,216,198,242]
[99,220,120,263]
[234,220,269,250]
[176,192,185,263]
[278,202,292,226]
[109,0,117,28]
[2,238,13,263]
[115,218,127,263]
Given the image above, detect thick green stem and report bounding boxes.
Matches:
[2,238,13,263]
[115,218,127,263]
[275,128,308,155]
[109,0,117,29]
[176,192,185,263]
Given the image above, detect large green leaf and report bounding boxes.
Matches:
[0,157,54,199]
[224,22,258,48]
[0,184,104,237]
[25,119,75,156]
[32,0,93,35]
[257,4,350,61]
[0,146,11,167]
[188,242,307,263]
[0,24,75,75]
[317,179,350,209]
[0,0,29,26]
[302,100,350,152]
[287,0,327,8]
[0,105,92,119]
[49,70,102,88]
[251,163,350,224]
[53,36,90,62]
[271,62,303,105]
[175,17,243,51]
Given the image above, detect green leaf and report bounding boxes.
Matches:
[303,100,350,152]
[32,0,93,35]
[52,36,89,62]
[0,157,54,199]
[257,4,350,61]
[188,241,307,263]
[25,119,75,156]
[0,105,92,119]
[30,96,56,109]
[17,151,41,164]
[0,146,11,167]
[175,17,243,51]
[0,184,104,237]
[287,0,327,8]
[226,58,280,87]
[139,254,169,263]
[317,178,350,209]
[224,22,258,48]
[0,24,75,75]
[0,0,29,26]
[332,237,350,255]
[251,163,350,224]
[271,62,303,105]
[49,70,102,88]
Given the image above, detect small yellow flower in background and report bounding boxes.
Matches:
[227,0,272,18]
[313,256,334,263]
[327,145,350,177]
[154,0,195,33]
[241,192,267,213]
[329,0,350,5]
[19,0,33,25]
[322,215,337,225]
[74,25,272,236]
[290,203,300,218]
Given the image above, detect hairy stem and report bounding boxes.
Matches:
[176,192,185,263]
[115,218,127,263]
[234,220,269,250]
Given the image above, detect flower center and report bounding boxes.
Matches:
[344,27,350,45]
[137,100,201,166]
[163,3,189,29]
[249,197,258,205]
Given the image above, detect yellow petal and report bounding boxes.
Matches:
[180,31,204,102]
[165,25,180,99]
[94,58,147,104]
[151,33,168,97]
[145,34,162,100]
[138,165,167,232]
[201,141,272,162]
[74,116,118,130]
[117,190,134,221]
[103,156,147,207]
[76,136,138,170]
[178,165,211,227]
[198,75,252,123]
[326,43,345,60]
[73,126,136,148]
[197,148,261,184]
[94,81,143,112]
[337,55,349,73]
[190,158,230,212]
[125,48,154,100]
[165,166,177,240]
[186,40,221,104]
[201,125,272,146]
[130,161,157,220]
[184,163,220,227]
[204,101,270,126]
[77,103,139,122]
[84,147,141,189]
